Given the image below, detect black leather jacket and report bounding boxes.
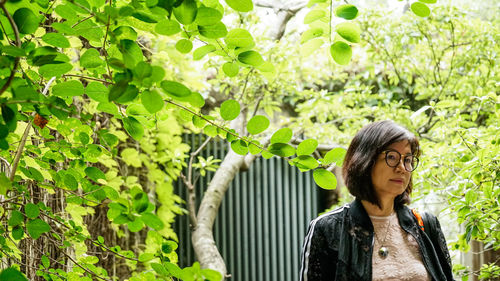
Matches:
[300,199,454,281]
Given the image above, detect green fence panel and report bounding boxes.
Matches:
[174,135,319,281]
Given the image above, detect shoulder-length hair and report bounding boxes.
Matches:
[342,120,421,208]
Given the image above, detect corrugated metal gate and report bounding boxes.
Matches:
[174,134,320,281]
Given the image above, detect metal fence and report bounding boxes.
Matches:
[174,134,320,281]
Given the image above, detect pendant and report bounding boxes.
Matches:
[378,246,389,258]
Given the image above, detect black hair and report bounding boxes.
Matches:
[342,120,421,208]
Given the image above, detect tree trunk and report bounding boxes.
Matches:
[191,150,245,276]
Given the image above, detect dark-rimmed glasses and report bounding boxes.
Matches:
[381,150,419,172]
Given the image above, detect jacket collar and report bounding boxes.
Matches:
[349,199,417,233]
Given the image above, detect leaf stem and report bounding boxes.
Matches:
[71,14,95,28]
[63,74,111,84]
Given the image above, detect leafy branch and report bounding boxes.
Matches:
[0,1,21,96]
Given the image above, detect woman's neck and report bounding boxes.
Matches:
[361,198,395,217]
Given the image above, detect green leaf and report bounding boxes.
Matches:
[261,150,273,159]
[313,169,337,190]
[202,268,223,281]
[220,99,240,121]
[0,267,29,281]
[1,46,26,57]
[162,241,178,253]
[330,41,352,65]
[304,9,325,24]
[127,218,144,232]
[175,39,193,53]
[203,125,218,137]
[132,11,158,23]
[222,62,239,77]
[41,255,50,268]
[13,8,39,34]
[8,210,23,226]
[80,48,104,68]
[42,32,70,48]
[140,213,164,230]
[336,22,361,43]
[39,63,73,78]
[192,115,207,128]
[246,115,269,135]
[134,61,152,80]
[248,141,262,155]
[116,85,139,104]
[173,0,198,25]
[139,253,155,262]
[268,143,296,157]
[195,7,223,26]
[300,38,323,57]
[119,39,143,68]
[51,22,75,36]
[151,263,168,276]
[225,28,254,48]
[297,139,318,155]
[231,140,248,155]
[418,0,437,4]
[12,226,24,240]
[270,128,293,144]
[0,125,7,139]
[293,155,319,171]
[225,0,253,12]
[335,4,358,20]
[25,203,40,219]
[0,173,11,195]
[113,26,138,41]
[26,219,50,239]
[27,167,44,182]
[193,44,216,60]
[411,2,431,17]
[186,92,205,108]
[300,28,324,44]
[52,80,84,97]
[141,90,164,114]
[323,147,346,166]
[85,167,106,181]
[85,82,108,102]
[160,81,191,100]
[123,116,144,140]
[238,51,264,66]
[108,80,128,102]
[79,132,90,144]
[64,173,78,190]
[155,20,181,36]
[198,22,228,39]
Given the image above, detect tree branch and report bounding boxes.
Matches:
[0,2,21,96]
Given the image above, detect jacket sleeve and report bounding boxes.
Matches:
[428,214,455,281]
[299,218,337,281]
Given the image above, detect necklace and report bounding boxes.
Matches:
[373,215,392,259]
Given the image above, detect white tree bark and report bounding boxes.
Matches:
[191,150,245,276]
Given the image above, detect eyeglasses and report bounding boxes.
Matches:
[381,150,419,172]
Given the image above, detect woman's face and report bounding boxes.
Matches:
[370,140,412,200]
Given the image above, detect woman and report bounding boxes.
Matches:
[300,120,454,281]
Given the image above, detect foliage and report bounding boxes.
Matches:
[291,4,499,280]
[1,0,495,279]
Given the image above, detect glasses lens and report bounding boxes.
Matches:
[405,156,418,172]
[404,156,415,171]
[385,151,400,167]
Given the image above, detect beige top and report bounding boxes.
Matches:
[370,212,431,281]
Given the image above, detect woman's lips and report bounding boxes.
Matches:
[390,179,404,184]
